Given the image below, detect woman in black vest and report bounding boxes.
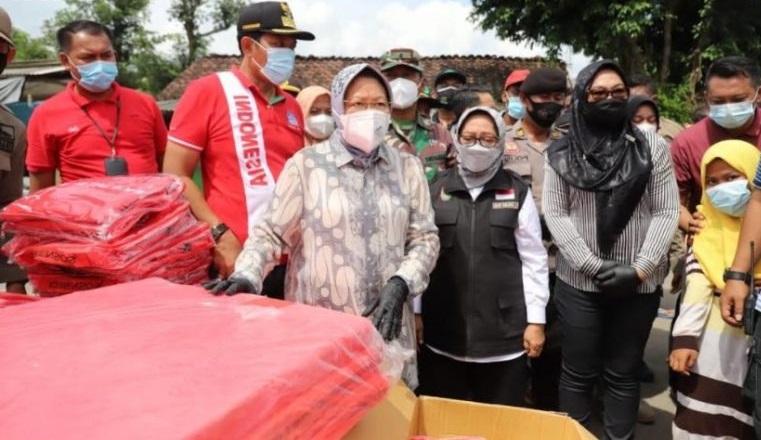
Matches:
[416,105,550,406]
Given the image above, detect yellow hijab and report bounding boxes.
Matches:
[693,140,761,289]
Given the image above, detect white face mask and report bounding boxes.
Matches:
[340,110,391,153]
[635,122,658,133]
[306,114,335,140]
[390,78,419,110]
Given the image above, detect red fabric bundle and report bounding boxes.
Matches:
[0,279,390,439]
[0,175,214,296]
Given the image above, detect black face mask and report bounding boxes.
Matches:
[527,101,563,128]
[583,98,627,127]
[0,53,7,76]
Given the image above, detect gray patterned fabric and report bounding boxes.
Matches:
[232,133,440,389]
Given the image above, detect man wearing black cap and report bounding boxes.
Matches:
[0,7,27,294]
[380,48,453,182]
[164,1,314,298]
[503,67,568,411]
[432,68,466,129]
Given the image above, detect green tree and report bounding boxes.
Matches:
[470,0,761,95]
[10,28,54,60]
[169,0,244,69]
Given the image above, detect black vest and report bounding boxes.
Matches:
[423,168,529,357]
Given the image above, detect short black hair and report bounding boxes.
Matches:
[57,20,113,53]
[449,88,481,122]
[629,73,656,95]
[705,56,761,88]
[237,31,264,54]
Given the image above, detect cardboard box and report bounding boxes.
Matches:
[345,384,596,440]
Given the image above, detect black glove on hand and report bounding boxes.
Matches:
[362,277,409,341]
[202,277,257,296]
[596,260,618,277]
[595,266,641,294]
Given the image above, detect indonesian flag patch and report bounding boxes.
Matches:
[495,188,516,200]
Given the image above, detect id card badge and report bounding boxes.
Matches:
[104,157,128,176]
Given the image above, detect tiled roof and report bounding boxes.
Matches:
[158,54,557,101]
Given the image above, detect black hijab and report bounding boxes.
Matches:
[547,60,653,255]
[627,95,660,128]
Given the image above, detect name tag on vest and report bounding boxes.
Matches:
[493,201,519,210]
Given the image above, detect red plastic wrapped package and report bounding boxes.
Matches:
[1,174,185,241]
[0,175,214,296]
[0,279,392,439]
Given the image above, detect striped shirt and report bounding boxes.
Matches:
[542,131,680,293]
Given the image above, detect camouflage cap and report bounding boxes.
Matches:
[379,48,424,73]
[418,86,445,108]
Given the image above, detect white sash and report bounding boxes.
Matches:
[217,71,276,233]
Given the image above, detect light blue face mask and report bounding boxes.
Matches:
[709,93,757,129]
[506,96,525,119]
[75,60,118,93]
[254,40,295,85]
[706,179,751,217]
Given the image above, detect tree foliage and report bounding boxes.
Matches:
[169,0,244,69]
[470,0,761,91]
[10,28,54,60]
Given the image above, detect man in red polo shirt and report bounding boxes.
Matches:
[26,20,166,192]
[163,1,313,293]
[672,56,761,231]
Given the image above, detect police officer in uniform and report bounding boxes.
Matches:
[0,7,27,293]
[503,67,568,410]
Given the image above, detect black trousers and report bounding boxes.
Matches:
[742,310,761,440]
[418,345,528,407]
[555,279,659,440]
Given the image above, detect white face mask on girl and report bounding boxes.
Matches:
[635,122,658,133]
[306,114,335,140]
[340,110,391,153]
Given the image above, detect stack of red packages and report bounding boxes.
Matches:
[0,278,391,439]
[0,175,214,296]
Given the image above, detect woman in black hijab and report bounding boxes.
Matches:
[543,60,679,440]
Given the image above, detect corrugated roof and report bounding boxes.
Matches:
[1,60,67,77]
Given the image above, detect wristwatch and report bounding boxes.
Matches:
[211,222,230,242]
[723,269,752,285]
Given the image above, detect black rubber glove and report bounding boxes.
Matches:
[596,260,618,277]
[202,277,258,296]
[595,266,641,294]
[362,277,410,341]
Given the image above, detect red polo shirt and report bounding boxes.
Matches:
[671,110,761,210]
[26,82,166,182]
[168,66,304,243]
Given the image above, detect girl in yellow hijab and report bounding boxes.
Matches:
[670,140,760,439]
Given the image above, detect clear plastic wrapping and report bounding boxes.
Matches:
[0,279,396,439]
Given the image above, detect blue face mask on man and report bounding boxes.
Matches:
[506,96,525,120]
[706,179,751,217]
[72,59,119,93]
[709,91,758,129]
[252,39,295,85]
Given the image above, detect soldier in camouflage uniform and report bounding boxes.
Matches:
[380,48,453,182]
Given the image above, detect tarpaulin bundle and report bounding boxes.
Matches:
[0,175,214,296]
[0,279,391,439]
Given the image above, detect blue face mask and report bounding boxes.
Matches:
[506,96,525,120]
[75,60,118,93]
[706,179,751,217]
[709,95,757,129]
[254,40,295,85]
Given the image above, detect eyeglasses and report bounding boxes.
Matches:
[587,87,628,102]
[459,135,499,148]
[344,101,390,112]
